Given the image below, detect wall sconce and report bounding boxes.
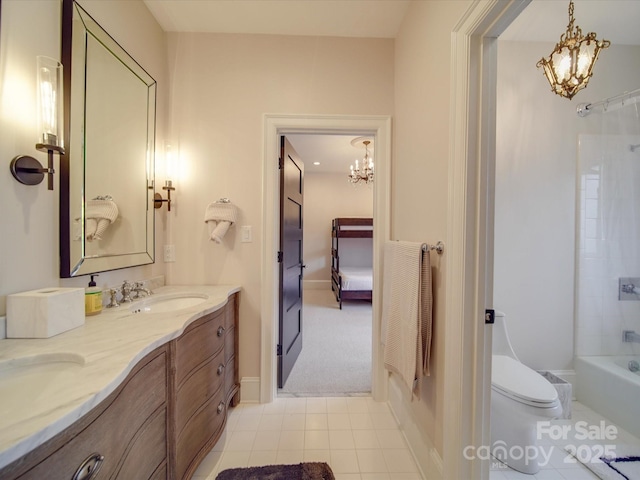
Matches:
[154,180,175,211]
[10,56,65,190]
[153,143,175,211]
[536,1,610,100]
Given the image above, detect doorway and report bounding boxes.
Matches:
[278,133,375,396]
[260,114,391,404]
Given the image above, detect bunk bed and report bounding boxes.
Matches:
[331,217,373,309]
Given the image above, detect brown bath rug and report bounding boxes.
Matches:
[215,462,335,480]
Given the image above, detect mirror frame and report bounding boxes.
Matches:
[60,0,156,278]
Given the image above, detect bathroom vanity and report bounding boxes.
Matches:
[0,285,240,480]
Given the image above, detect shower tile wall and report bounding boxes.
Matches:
[577,134,640,356]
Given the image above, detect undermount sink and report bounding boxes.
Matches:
[129,292,210,314]
[0,353,86,416]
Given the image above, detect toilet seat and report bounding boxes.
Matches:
[492,355,559,408]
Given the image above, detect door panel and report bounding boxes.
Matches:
[278,136,304,388]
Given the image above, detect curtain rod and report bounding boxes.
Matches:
[577,87,640,117]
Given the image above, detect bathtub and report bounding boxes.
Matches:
[575,355,640,438]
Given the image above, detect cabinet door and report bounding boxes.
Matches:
[13,351,167,480]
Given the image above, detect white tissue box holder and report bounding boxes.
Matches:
[7,288,85,338]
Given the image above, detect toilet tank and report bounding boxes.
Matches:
[492,310,519,360]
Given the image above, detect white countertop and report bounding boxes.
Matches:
[0,284,241,470]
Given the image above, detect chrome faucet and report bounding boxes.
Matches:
[131,281,153,299]
[622,330,640,343]
[120,280,133,303]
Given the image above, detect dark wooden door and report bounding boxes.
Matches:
[278,136,304,388]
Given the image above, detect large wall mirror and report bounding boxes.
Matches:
[60,0,156,277]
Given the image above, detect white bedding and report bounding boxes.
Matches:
[339,267,373,291]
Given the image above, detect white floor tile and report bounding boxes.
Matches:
[277,430,305,450]
[196,397,634,480]
[330,430,356,449]
[331,450,360,473]
[352,430,381,449]
[328,413,352,430]
[356,449,388,473]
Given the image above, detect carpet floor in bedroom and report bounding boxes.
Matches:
[278,289,372,396]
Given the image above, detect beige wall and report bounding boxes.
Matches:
[303,172,373,286]
[0,0,168,313]
[164,32,393,382]
[393,0,472,466]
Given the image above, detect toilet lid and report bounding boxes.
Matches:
[492,355,558,406]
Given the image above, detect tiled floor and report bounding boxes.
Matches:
[192,396,422,480]
[192,396,640,480]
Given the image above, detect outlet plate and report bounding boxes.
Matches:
[164,245,176,263]
[619,277,640,301]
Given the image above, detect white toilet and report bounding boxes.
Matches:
[491,311,562,474]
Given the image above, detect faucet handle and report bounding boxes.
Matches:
[106,289,120,308]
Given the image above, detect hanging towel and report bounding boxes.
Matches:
[204,202,239,244]
[85,199,119,241]
[382,241,433,397]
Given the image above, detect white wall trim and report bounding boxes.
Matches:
[240,377,261,403]
[261,114,391,404]
[446,1,531,478]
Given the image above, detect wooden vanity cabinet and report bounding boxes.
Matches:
[0,292,239,480]
[0,347,169,480]
[172,292,239,480]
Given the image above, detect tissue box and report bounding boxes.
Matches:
[7,288,85,338]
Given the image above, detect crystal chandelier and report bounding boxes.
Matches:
[536,0,610,100]
[348,139,374,185]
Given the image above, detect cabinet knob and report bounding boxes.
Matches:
[217,402,225,414]
[72,452,104,480]
[217,326,225,337]
[217,364,225,376]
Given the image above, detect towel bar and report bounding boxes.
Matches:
[423,241,444,255]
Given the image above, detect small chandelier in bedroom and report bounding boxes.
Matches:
[536,0,610,100]
[348,137,374,185]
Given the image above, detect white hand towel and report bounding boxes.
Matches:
[208,220,231,244]
[85,199,119,241]
[382,241,433,398]
[204,202,239,243]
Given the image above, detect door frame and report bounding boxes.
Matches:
[261,114,392,403]
[444,1,530,477]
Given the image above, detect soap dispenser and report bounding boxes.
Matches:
[85,274,103,316]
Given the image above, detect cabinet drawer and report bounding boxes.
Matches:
[115,406,166,479]
[175,310,225,386]
[176,387,226,480]
[175,348,224,436]
[16,352,166,480]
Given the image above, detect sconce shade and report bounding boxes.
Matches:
[36,56,64,149]
[536,1,610,100]
[9,57,65,190]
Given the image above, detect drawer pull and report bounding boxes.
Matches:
[217,326,225,337]
[217,364,225,375]
[217,402,225,414]
[72,452,104,480]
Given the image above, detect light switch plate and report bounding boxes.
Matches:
[241,225,252,243]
